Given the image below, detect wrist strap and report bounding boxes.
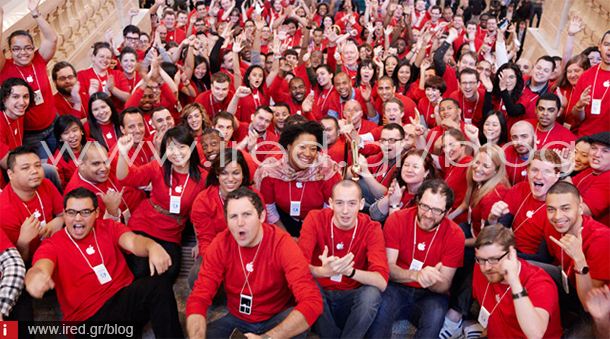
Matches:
[512,287,528,300]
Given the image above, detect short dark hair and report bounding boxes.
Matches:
[536,93,561,111]
[536,55,556,72]
[273,102,291,114]
[151,106,171,121]
[381,123,406,139]
[0,77,34,111]
[123,25,141,37]
[119,47,138,62]
[54,115,86,162]
[119,107,144,127]
[283,114,307,127]
[8,30,34,47]
[474,224,516,251]
[321,116,340,130]
[225,187,265,218]
[415,179,455,212]
[459,68,480,82]
[52,61,77,82]
[7,145,39,171]
[424,76,447,94]
[213,111,237,130]
[160,126,202,187]
[63,187,99,209]
[254,105,273,117]
[211,72,231,84]
[547,181,580,200]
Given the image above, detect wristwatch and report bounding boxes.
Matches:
[346,268,356,278]
[574,265,589,275]
[31,10,42,19]
[512,287,528,300]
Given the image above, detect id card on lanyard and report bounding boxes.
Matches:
[169,171,190,214]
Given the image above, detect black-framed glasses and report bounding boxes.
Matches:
[418,202,445,216]
[65,209,95,217]
[379,138,403,145]
[475,251,509,265]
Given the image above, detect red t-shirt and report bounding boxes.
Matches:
[54,92,89,120]
[366,153,397,188]
[571,65,610,137]
[194,90,234,120]
[470,184,509,237]
[504,182,547,254]
[166,27,187,44]
[472,259,563,339]
[65,172,146,219]
[425,121,472,151]
[33,220,133,321]
[118,163,208,243]
[268,77,307,118]
[53,149,79,189]
[83,121,120,151]
[524,119,576,151]
[0,228,15,253]
[235,87,270,124]
[186,223,323,325]
[260,173,342,221]
[0,52,56,131]
[504,146,529,186]
[545,215,610,285]
[299,209,389,291]
[439,155,472,224]
[312,86,336,121]
[327,89,368,120]
[449,88,485,126]
[384,207,465,289]
[190,185,265,257]
[77,68,130,112]
[0,112,23,160]
[417,96,438,128]
[573,169,610,226]
[233,123,281,164]
[125,83,179,123]
[0,180,63,257]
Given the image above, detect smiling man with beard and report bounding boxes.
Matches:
[488,149,561,260]
[52,61,89,120]
[472,225,563,339]
[367,179,464,338]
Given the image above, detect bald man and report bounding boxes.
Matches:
[505,121,537,186]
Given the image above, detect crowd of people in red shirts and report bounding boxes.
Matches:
[0,0,609,337]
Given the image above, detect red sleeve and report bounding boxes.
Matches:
[259,177,276,205]
[327,45,338,72]
[298,212,319,263]
[190,191,221,257]
[268,76,290,104]
[440,222,465,268]
[159,82,177,107]
[278,232,323,326]
[383,212,402,250]
[294,63,311,92]
[118,162,156,188]
[364,218,390,282]
[126,87,144,108]
[579,176,610,220]
[112,70,130,93]
[47,180,64,216]
[584,225,610,282]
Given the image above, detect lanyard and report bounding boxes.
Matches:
[238,232,264,296]
[317,86,333,109]
[78,173,128,210]
[288,181,307,203]
[65,227,105,269]
[535,123,555,146]
[330,214,358,257]
[16,64,42,91]
[412,215,440,264]
[60,94,84,116]
[592,66,610,101]
[2,111,21,146]
[462,92,480,120]
[251,88,261,108]
[481,282,512,318]
[92,69,108,90]
[209,95,218,115]
[169,170,190,198]
[219,186,225,205]
[512,192,545,233]
[22,192,47,224]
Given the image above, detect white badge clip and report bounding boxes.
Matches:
[122,208,131,225]
[290,201,301,217]
[330,274,343,282]
[561,269,570,294]
[93,264,112,285]
[239,294,253,315]
[465,118,472,124]
[33,90,44,106]
[409,259,424,271]
[591,99,601,115]
[169,196,181,214]
[478,305,490,328]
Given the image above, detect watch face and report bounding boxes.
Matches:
[581,266,589,274]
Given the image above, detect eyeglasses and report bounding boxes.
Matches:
[65,209,95,217]
[11,46,35,53]
[379,138,403,144]
[57,75,76,82]
[475,251,509,265]
[418,202,445,216]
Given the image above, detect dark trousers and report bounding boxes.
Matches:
[529,7,543,27]
[207,307,307,338]
[85,275,183,338]
[448,222,476,317]
[124,231,182,282]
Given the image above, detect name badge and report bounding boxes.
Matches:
[591,99,601,115]
[93,264,112,285]
[123,208,131,225]
[330,274,343,282]
[239,294,253,315]
[290,201,301,217]
[409,259,424,271]
[169,196,181,214]
[39,220,47,229]
[478,305,490,328]
[465,118,472,124]
[33,90,44,106]
[561,269,570,294]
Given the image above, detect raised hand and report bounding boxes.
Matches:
[567,14,585,36]
[577,85,592,109]
[488,201,509,224]
[89,79,100,95]
[500,246,520,286]
[117,134,135,154]
[388,179,406,206]
[235,86,252,98]
[97,187,125,218]
[18,215,41,247]
[549,228,585,265]
[481,73,494,92]
[586,285,610,321]
[27,0,41,13]
[25,266,55,298]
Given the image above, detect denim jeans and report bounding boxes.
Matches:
[206,307,308,338]
[22,114,58,160]
[313,285,382,338]
[367,282,449,338]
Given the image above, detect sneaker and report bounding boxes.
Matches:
[438,317,463,339]
[463,320,485,339]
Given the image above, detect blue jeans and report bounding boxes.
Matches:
[22,114,58,160]
[367,282,449,338]
[314,285,382,338]
[207,307,308,338]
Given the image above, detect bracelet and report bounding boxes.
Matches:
[346,268,356,278]
[31,10,42,19]
[183,80,191,86]
[512,287,528,300]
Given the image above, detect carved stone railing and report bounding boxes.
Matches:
[2,0,151,74]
